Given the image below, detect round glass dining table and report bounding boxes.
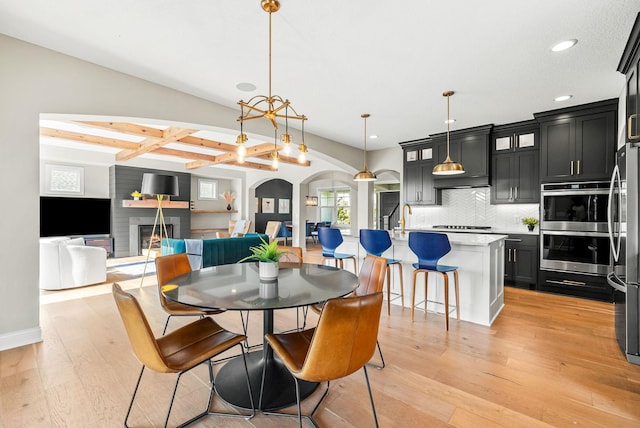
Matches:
[162,262,359,411]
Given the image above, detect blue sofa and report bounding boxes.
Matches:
[162,234,268,268]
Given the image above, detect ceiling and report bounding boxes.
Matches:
[1,0,638,166]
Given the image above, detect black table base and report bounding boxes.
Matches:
[215,350,318,411]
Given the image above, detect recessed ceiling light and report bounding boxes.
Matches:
[444,119,456,124]
[369,135,378,139]
[552,39,578,52]
[554,95,573,102]
[236,82,256,92]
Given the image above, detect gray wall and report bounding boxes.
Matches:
[0,34,247,350]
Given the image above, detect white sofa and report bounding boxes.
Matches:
[39,237,107,290]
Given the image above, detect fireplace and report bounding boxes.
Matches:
[138,224,173,254]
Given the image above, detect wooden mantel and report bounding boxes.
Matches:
[122,199,189,209]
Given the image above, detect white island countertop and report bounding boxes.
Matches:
[389,231,507,246]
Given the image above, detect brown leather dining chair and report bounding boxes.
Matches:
[310,254,388,368]
[112,283,254,428]
[277,245,308,330]
[155,253,225,334]
[264,292,384,427]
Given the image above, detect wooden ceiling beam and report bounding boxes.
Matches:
[115,127,197,161]
[42,121,312,170]
[40,127,140,150]
[75,121,165,138]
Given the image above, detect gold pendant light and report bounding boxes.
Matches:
[354,113,377,182]
[433,91,465,175]
[236,0,308,166]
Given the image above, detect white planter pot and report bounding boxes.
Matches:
[259,261,279,280]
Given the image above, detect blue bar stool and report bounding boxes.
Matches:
[408,232,460,330]
[317,227,357,273]
[359,228,404,316]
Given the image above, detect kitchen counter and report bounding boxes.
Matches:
[396,226,539,236]
[340,231,505,326]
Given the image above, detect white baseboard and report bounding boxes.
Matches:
[0,327,42,352]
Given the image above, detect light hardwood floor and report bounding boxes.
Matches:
[2,246,640,427]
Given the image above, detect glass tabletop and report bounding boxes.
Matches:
[162,262,359,311]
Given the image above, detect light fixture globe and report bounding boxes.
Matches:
[354,113,377,182]
[354,169,377,181]
[433,91,465,176]
[432,160,465,175]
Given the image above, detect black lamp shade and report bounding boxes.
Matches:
[141,173,179,196]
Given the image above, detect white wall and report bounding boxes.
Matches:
[0,34,387,351]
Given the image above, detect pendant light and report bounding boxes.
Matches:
[354,113,377,182]
[433,91,465,175]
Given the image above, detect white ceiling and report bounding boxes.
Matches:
[1,0,638,154]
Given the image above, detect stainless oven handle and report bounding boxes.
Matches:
[607,272,626,293]
[607,164,620,261]
[546,279,587,287]
[541,230,609,237]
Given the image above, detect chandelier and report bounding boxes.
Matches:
[354,113,377,181]
[433,91,465,175]
[236,0,308,167]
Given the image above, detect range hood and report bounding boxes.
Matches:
[431,124,492,189]
[433,175,490,189]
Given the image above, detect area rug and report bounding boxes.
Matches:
[109,260,157,277]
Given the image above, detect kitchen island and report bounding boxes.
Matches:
[340,230,506,326]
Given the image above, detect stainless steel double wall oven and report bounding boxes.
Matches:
[540,181,612,276]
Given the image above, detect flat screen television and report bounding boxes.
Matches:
[40,196,111,237]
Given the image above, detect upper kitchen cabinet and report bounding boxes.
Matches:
[491,120,540,204]
[491,120,538,154]
[400,139,441,205]
[535,99,617,183]
[618,13,640,144]
[430,124,493,188]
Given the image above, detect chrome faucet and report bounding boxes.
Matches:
[400,203,412,235]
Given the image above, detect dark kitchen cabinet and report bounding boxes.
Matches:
[535,99,617,183]
[504,234,538,289]
[491,121,539,204]
[491,120,538,154]
[538,270,612,302]
[618,13,640,144]
[401,142,441,205]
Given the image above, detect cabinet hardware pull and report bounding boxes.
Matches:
[577,160,580,175]
[509,187,513,200]
[547,279,587,287]
[508,248,512,262]
[514,134,519,148]
[514,186,518,200]
[570,160,574,175]
[513,248,517,262]
[628,114,640,140]
[510,135,513,149]
[505,238,522,242]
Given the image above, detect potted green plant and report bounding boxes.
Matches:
[522,217,539,232]
[238,236,290,279]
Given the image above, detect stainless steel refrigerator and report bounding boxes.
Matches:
[607,144,640,364]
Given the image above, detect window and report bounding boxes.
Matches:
[198,179,218,200]
[319,188,351,227]
[45,163,84,195]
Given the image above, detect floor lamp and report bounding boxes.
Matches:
[139,173,179,287]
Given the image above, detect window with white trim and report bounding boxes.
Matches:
[319,188,351,227]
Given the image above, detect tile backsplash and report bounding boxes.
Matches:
[405,187,539,230]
